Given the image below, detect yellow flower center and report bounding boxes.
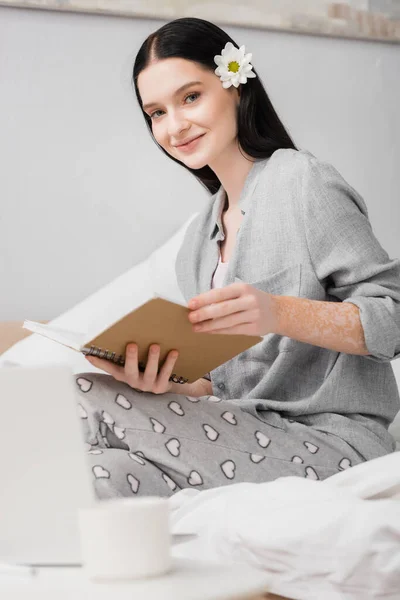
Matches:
[228,60,240,73]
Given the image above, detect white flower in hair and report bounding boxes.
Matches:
[214,41,256,88]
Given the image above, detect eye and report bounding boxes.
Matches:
[149,92,200,120]
[185,92,200,104]
[149,109,164,120]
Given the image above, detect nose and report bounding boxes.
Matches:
[167,110,189,140]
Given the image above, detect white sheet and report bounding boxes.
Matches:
[170,452,400,600]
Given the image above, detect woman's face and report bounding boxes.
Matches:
[138,57,240,170]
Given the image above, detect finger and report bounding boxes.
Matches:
[193,309,256,333]
[157,350,179,387]
[188,282,243,310]
[124,343,139,381]
[189,295,249,324]
[142,344,160,388]
[85,355,125,379]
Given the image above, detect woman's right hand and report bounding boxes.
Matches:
[85,343,180,395]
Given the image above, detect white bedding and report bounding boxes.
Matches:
[170,452,400,600]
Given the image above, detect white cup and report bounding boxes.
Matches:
[78,497,172,581]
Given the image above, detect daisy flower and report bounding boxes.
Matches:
[214,41,256,89]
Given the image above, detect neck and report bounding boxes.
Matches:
[208,143,255,210]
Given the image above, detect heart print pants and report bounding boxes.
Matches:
[75,372,365,499]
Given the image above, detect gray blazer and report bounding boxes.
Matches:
[175,149,400,459]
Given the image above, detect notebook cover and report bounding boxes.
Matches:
[86,297,262,384]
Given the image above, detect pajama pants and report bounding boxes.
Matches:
[75,372,365,499]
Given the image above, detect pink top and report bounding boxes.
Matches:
[211,252,229,289]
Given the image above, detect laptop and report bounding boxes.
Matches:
[0,366,195,567]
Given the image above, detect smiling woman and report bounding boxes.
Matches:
[73,16,400,502]
[132,18,296,196]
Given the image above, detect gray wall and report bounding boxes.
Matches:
[1,6,399,323]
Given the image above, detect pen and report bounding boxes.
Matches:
[0,562,36,577]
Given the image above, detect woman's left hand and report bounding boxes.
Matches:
[187,282,279,337]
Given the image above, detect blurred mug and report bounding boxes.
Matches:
[78,496,172,581]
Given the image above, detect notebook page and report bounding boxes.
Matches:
[22,321,87,351]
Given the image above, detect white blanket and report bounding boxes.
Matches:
[170,452,400,600]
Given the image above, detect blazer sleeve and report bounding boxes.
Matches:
[299,155,400,362]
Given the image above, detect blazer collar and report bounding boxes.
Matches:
[209,158,268,240]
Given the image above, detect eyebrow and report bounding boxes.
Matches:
[142,80,203,112]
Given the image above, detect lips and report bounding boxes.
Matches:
[175,134,204,148]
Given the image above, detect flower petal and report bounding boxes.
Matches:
[222,80,233,88]
[222,42,234,56]
[225,51,236,64]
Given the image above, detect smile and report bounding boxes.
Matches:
[176,134,206,152]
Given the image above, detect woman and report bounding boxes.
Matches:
[76,18,400,499]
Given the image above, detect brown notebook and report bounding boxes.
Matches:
[23,295,262,384]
